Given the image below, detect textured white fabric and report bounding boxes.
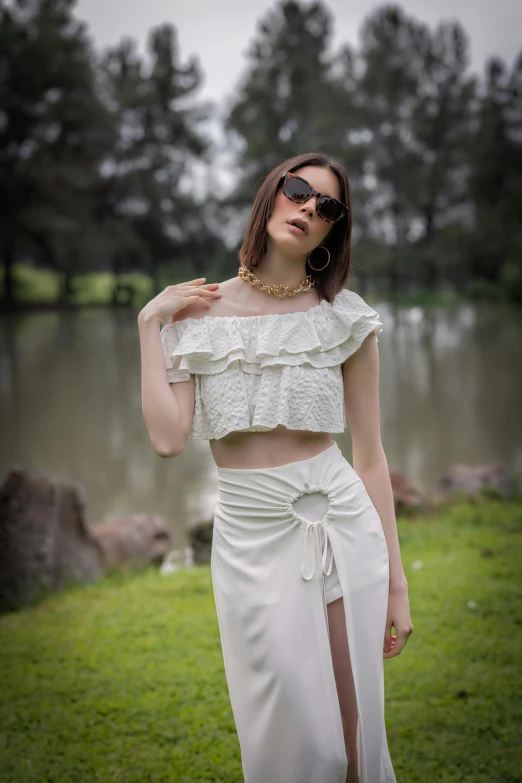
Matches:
[212,441,397,783]
[160,287,383,440]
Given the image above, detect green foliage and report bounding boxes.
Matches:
[223,1,522,302]
[466,277,505,302]
[499,260,522,303]
[0,0,219,308]
[0,0,116,306]
[1,0,521,307]
[0,261,240,307]
[224,0,344,204]
[100,26,215,279]
[0,263,60,303]
[0,499,521,781]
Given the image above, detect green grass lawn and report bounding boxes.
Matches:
[1,498,521,782]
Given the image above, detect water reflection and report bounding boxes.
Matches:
[369,302,522,493]
[1,302,521,546]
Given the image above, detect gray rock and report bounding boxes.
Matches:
[90,513,171,570]
[438,462,514,500]
[0,468,104,613]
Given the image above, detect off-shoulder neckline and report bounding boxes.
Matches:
[171,289,349,327]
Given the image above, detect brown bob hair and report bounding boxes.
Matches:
[237,152,353,303]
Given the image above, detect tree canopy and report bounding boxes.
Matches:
[1,0,521,306]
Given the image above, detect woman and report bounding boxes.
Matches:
[138,152,414,783]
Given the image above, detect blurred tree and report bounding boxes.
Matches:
[1,0,519,305]
[466,53,522,302]
[337,4,476,292]
[100,24,220,295]
[221,1,483,296]
[223,1,345,216]
[0,0,114,308]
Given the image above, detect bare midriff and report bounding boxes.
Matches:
[209,425,334,469]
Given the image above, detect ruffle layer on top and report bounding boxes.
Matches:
[160,288,384,440]
[161,288,383,381]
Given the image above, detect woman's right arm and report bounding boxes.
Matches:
[137,278,221,457]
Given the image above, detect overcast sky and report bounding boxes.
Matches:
[76,0,521,106]
[74,0,521,200]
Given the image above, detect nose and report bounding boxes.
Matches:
[300,197,317,216]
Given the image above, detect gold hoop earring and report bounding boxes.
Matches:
[306,245,330,272]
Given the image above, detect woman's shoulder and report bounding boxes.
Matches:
[190,276,322,320]
[334,287,380,313]
[174,279,378,325]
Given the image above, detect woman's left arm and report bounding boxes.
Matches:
[342,332,414,657]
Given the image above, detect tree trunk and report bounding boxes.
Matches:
[58,271,75,305]
[151,258,161,296]
[1,233,16,311]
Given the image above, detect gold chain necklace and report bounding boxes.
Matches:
[238,265,315,299]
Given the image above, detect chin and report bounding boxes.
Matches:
[269,231,307,256]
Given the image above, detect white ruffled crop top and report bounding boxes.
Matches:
[160,287,384,441]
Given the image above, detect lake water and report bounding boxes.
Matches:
[1,302,521,550]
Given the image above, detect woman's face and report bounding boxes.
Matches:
[266,165,342,256]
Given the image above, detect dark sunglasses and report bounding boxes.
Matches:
[280,171,348,224]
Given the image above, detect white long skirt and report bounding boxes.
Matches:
[210,440,397,783]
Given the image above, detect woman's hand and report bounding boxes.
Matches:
[383,582,414,658]
[138,277,221,326]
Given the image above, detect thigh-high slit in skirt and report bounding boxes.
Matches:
[210,440,397,783]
